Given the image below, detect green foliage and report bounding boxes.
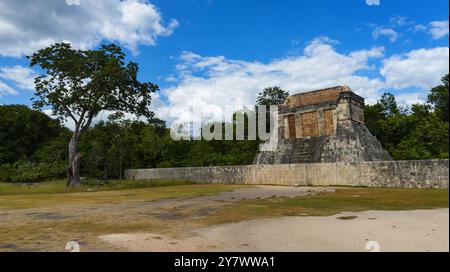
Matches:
[29,43,158,123]
[428,74,449,122]
[1,74,448,182]
[28,42,158,186]
[0,105,68,164]
[79,119,166,178]
[379,93,399,117]
[364,74,449,160]
[78,117,259,178]
[33,130,72,163]
[0,161,66,183]
[393,114,449,160]
[256,86,289,106]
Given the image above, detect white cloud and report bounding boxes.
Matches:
[429,20,449,40]
[0,80,17,97]
[412,24,427,32]
[155,40,450,127]
[395,92,426,106]
[390,16,408,26]
[26,39,449,131]
[372,27,399,42]
[0,0,178,57]
[380,47,449,89]
[165,75,178,82]
[410,20,449,40]
[156,38,386,125]
[43,91,163,131]
[0,65,36,90]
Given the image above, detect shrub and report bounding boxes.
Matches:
[0,161,66,183]
[157,161,173,168]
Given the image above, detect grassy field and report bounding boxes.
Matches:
[0,181,448,251]
[0,179,195,195]
[199,187,449,225]
[0,181,244,210]
[0,182,247,251]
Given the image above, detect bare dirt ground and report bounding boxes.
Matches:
[1,185,448,252]
[0,186,332,251]
[100,208,449,252]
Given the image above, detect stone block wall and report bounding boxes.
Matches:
[126,166,245,184]
[125,160,449,189]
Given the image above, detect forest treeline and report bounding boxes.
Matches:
[0,74,448,182]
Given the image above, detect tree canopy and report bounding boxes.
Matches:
[256,86,289,106]
[364,74,449,160]
[29,43,158,131]
[0,104,68,164]
[0,69,448,183]
[28,43,158,186]
[428,74,449,122]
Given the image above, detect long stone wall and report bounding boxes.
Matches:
[125,160,449,189]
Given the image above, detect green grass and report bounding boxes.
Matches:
[0,183,245,210]
[0,184,447,251]
[0,183,249,251]
[0,179,194,195]
[200,187,449,225]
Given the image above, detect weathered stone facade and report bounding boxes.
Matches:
[125,86,448,189]
[253,86,392,164]
[125,160,449,189]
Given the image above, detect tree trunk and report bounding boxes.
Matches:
[119,153,122,180]
[67,136,82,187]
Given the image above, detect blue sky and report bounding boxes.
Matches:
[0,0,448,126]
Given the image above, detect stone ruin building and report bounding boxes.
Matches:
[254,86,392,164]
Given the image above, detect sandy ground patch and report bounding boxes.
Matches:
[100,209,449,252]
[2,185,447,251]
[0,185,332,251]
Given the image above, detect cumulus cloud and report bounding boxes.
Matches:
[0,65,36,90]
[155,38,386,125]
[429,20,449,40]
[395,92,427,106]
[390,16,409,26]
[42,91,163,131]
[410,20,449,40]
[412,24,427,32]
[372,27,399,42]
[0,80,17,97]
[155,40,450,127]
[0,0,178,57]
[395,92,426,106]
[380,47,449,90]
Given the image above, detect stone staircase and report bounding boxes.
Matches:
[289,138,323,163]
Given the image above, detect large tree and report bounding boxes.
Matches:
[256,86,289,106]
[0,105,66,164]
[29,43,158,186]
[256,86,289,134]
[428,74,449,122]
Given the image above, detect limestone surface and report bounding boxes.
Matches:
[254,86,392,164]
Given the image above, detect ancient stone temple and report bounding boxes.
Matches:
[254,86,392,164]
